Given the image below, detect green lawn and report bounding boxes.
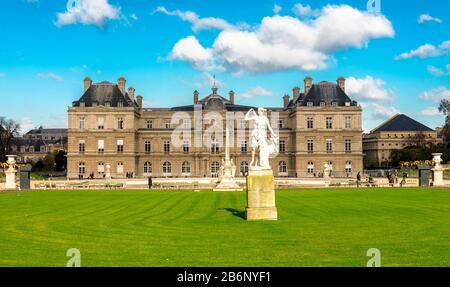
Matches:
[0,188,449,267]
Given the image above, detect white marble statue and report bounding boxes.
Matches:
[213,128,242,191]
[5,155,17,190]
[245,107,278,170]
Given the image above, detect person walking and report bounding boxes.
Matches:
[148,176,153,190]
[357,172,361,188]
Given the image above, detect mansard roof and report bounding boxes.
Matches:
[72,81,137,107]
[26,128,67,135]
[371,114,434,133]
[297,81,357,106]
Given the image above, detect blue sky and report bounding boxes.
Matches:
[0,0,449,133]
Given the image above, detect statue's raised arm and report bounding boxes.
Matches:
[245,108,257,121]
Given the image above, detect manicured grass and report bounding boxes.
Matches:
[0,188,449,267]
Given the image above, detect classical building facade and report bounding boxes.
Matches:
[363,114,441,167]
[67,76,363,179]
[11,128,68,163]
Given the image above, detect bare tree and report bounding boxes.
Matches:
[0,117,21,162]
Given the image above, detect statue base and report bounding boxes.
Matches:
[5,170,17,190]
[213,177,243,192]
[432,168,444,186]
[246,169,278,221]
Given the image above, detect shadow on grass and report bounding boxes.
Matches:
[219,208,246,220]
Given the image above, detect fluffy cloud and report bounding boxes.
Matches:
[291,3,319,18]
[37,72,63,81]
[169,36,220,71]
[418,14,443,24]
[427,65,444,76]
[18,118,35,135]
[395,40,450,60]
[240,86,274,99]
[55,0,120,28]
[418,107,441,116]
[367,103,400,120]
[420,87,450,103]
[273,4,282,14]
[346,76,394,102]
[167,5,394,74]
[155,6,234,32]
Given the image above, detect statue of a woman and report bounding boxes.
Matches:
[245,107,278,169]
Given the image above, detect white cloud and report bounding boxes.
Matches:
[427,65,444,76]
[240,86,274,99]
[37,72,63,81]
[18,118,35,135]
[291,3,319,18]
[129,13,138,21]
[418,14,443,24]
[418,107,441,116]
[273,4,282,14]
[346,76,394,102]
[168,5,394,74]
[395,40,450,60]
[420,87,450,103]
[55,0,120,28]
[368,103,400,120]
[155,6,234,32]
[170,36,219,71]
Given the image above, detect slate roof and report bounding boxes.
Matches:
[371,114,434,133]
[296,82,357,106]
[72,81,137,107]
[26,128,67,135]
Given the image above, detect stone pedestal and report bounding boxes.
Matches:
[4,155,17,190]
[432,169,444,186]
[246,169,278,221]
[213,177,242,191]
[431,153,444,187]
[105,164,112,180]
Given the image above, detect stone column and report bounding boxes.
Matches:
[5,155,17,190]
[246,169,278,220]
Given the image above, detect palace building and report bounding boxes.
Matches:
[67,76,363,179]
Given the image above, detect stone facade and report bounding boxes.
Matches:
[363,114,441,167]
[67,76,363,179]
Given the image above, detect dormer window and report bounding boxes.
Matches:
[92,102,97,107]
[105,102,110,107]
[345,102,351,107]
[79,102,85,107]
[320,102,325,107]
[332,102,338,107]
[118,101,123,107]
[307,102,313,107]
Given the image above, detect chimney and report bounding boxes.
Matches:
[84,76,92,92]
[304,76,313,95]
[118,76,126,95]
[283,95,290,108]
[136,95,143,109]
[194,90,199,104]
[337,76,346,92]
[229,90,235,105]
[292,86,300,103]
[128,87,135,102]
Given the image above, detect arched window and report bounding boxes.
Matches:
[240,161,249,176]
[182,161,191,174]
[345,161,352,174]
[98,162,105,174]
[144,161,152,174]
[79,162,85,174]
[163,161,172,174]
[279,161,287,174]
[307,161,314,174]
[211,161,220,177]
[117,162,124,174]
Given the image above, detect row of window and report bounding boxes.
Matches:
[79,139,288,154]
[79,117,289,130]
[78,160,353,176]
[307,139,352,153]
[306,116,352,129]
[79,138,352,154]
[78,161,289,176]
